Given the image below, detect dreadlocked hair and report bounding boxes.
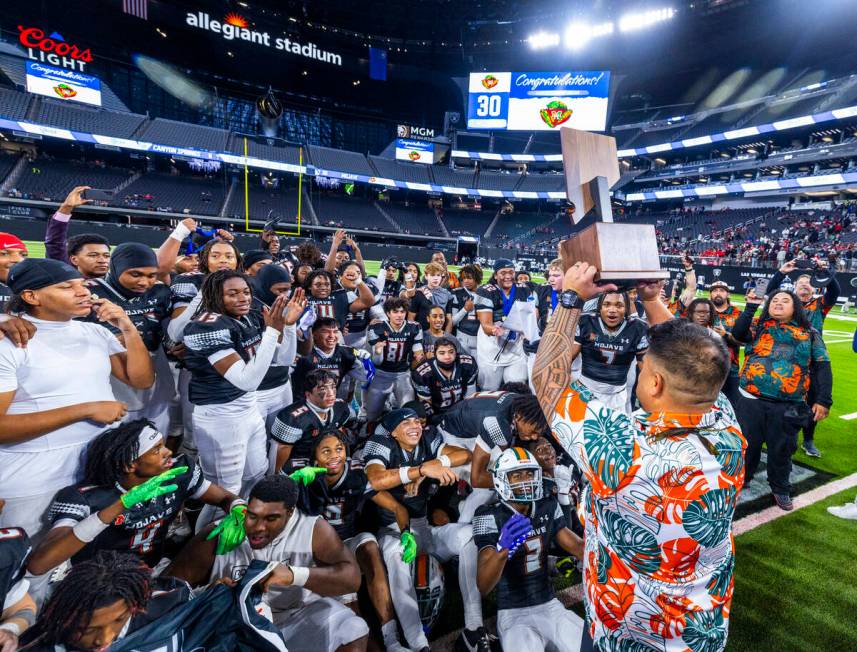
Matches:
[195,269,251,317]
[83,419,154,486]
[30,551,151,646]
[198,239,243,274]
[510,393,549,432]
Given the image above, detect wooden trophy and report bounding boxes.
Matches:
[559,127,668,282]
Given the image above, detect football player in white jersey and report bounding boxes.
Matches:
[166,475,369,652]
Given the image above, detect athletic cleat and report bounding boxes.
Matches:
[802,441,821,458]
[773,493,794,511]
[456,626,493,652]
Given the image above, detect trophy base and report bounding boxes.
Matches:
[560,222,670,281]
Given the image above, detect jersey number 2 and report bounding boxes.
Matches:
[523,536,543,574]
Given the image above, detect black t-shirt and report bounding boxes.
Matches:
[270,398,351,464]
[536,284,559,334]
[307,289,352,329]
[46,455,208,567]
[575,314,649,386]
[409,288,451,330]
[344,284,379,335]
[183,310,266,405]
[0,526,30,609]
[362,428,444,526]
[473,497,567,610]
[299,461,375,540]
[291,345,360,395]
[84,277,173,352]
[449,287,481,337]
[412,355,478,419]
[440,391,519,452]
[367,320,423,373]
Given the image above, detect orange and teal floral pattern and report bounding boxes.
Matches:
[551,385,746,652]
[739,319,828,402]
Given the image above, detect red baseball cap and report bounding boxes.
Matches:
[0,233,27,252]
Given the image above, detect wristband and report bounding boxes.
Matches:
[0,622,21,636]
[228,498,248,512]
[290,565,310,587]
[438,455,451,468]
[72,513,110,543]
[170,222,193,242]
[399,467,412,485]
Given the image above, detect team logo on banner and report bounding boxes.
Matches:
[539,100,572,128]
[409,151,421,161]
[53,83,77,99]
[481,74,499,89]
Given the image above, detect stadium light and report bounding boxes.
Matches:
[527,31,560,49]
[618,7,675,32]
[564,21,613,50]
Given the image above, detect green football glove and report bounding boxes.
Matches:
[206,504,247,555]
[288,466,328,486]
[120,465,188,509]
[556,556,579,579]
[400,529,417,564]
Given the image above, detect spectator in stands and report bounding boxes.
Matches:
[0,232,28,312]
[242,250,274,276]
[732,289,832,511]
[0,259,153,540]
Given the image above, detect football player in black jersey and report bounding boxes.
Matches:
[183,271,302,526]
[270,370,352,473]
[0,498,35,651]
[536,259,564,335]
[449,264,483,358]
[302,430,410,652]
[84,243,175,434]
[340,261,383,349]
[473,447,583,652]
[474,259,536,390]
[305,269,374,330]
[572,291,649,412]
[364,298,425,423]
[242,250,274,276]
[292,317,369,399]
[27,420,244,577]
[363,409,490,652]
[378,259,404,301]
[412,337,477,422]
[439,391,549,523]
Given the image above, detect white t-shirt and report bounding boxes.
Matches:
[0,316,125,454]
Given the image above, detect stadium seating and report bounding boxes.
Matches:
[138,118,229,153]
[368,156,432,184]
[517,173,566,192]
[314,193,386,230]
[490,210,558,243]
[308,146,375,177]
[117,172,227,215]
[430,165,476,188]
[227,137,303,165]
[382,201,445,236]
[11,158,132,202]
[440,209,494,238]
[477,171,522,192]
[223,181,301,222]
[0,86,32,121]
[35,98,146,139]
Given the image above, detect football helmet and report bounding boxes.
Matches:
[412,552,445,633]
[491,446,543,503]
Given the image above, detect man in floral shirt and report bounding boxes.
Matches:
[533,262,746,652]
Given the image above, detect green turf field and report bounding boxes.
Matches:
[19,241,857,649]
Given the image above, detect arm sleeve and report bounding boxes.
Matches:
[822,274,841,312]
[811,360,833,407]
[767,270,787,293]
[731,304,759,343]
[221,328,281,392]
[274,324,297,366]
[411,327,423,352]
[45,211,71,264]
[167,293,203,341]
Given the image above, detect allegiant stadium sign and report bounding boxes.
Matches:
[185,12,343,66]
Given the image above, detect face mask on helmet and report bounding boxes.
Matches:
[412,552,445,634]
[492,447,543,503]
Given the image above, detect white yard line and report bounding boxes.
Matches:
[840,412,857,420]
[435,472,857,649]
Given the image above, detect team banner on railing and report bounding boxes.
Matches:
[467,71,610,131]
[25,61,102,106]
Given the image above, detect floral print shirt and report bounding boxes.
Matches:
[550,382,746,652]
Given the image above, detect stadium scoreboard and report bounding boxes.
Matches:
[466,71,610,131]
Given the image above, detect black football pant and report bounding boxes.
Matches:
[800,378,818,444]
[738,395,809,496]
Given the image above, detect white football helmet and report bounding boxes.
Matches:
[412,552,445,633]
[492,446,543,502]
